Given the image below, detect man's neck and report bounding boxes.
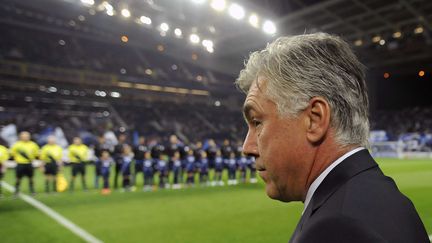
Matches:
[302,141,359,201]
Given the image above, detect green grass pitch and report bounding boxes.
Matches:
[0,158,431,243]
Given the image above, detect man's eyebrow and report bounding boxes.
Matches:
[242,103,254,122]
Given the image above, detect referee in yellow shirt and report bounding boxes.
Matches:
[68,137,89,191]
[40,135,63,193]
[0,143,9,198]
[10,131,39,195]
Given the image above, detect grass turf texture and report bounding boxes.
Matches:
[0,158,431,243]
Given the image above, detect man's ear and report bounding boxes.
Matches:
[304,97,331,144]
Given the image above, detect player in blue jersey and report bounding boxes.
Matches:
[142,151,154,191]
[93,135,113,189]
[238,152,248,183]
[212,150,224,186]
[99,150,114,195]
[198,151,209,186]
[185,149,196,187]
[156,154,168,189]
[172,151,182,189]
[247,155,257,183]
[227,152,238,185]
[205,139,218,172]
[120,145,134,191]
[133,136,147,187]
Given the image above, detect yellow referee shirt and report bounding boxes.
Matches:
[68,144,89,163]
[0,145,9,164]
[40,144,63,163]
[10,141,39,164]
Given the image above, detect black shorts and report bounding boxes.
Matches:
[16,163,34,179]
[44,162,58,175]
[135,160,143,173]
[95,162,102,176]
[72,163,86,176]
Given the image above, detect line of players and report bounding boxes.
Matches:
[0,131,257,197]
[95,134,257,194]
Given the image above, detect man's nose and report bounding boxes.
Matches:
[242,130,258,157]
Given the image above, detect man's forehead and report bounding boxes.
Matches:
[248,76,267,93]
[244,76,269,106]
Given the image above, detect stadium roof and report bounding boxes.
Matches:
[4,0,432,77]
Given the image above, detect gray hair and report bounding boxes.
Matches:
[236,32,369,147]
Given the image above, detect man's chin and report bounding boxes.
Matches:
[265,184,282,201]
[265,183,292,202]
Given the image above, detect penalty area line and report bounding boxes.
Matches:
[1,182,103,243]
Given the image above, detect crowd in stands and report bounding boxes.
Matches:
[0,3,234,90]
[370,106,432,151]
[0,96,246,144]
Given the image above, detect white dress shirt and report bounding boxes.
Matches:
[303,147,366,214]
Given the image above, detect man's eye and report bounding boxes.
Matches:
[252,119,262,127]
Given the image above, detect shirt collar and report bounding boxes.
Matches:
[302,147,366,214]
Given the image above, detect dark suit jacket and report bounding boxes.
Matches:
[289,150,429,243]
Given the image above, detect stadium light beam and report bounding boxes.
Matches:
[248,14,259,28]
[414,26,424,34]
[354,39,363,46]
[191,0,206,4]
[263,20,276,34]
[202,39,213,48]
[174,28,183,37]
[228,3,245,20]
[372,35,381,43]
[393,31,402,39]
[110,92,121,98]
[80,0,95,6]
[121,9,131,18]
[211,0,226,12]
[140,16,152,25]
[190,34,200,44]
[160,23,170,32]
[102,2,113,11]
[101,2,114,16]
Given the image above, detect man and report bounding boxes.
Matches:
[68,137,89,191]
[237,33,429,242]
[0,143,9,197]
[99,150,113,195]
[142,151,154,191]
[120,144,134,191]
[93,135,113,189]
[10,131,39,195]
[164,134,182,187]
[220,139,232,162]
[113,133,128,189]
[40,135,63,193]
[205,139,218,170]
[133,136,147,187]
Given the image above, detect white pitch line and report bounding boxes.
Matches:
[1,182,103,243]
[429,234,432,242]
